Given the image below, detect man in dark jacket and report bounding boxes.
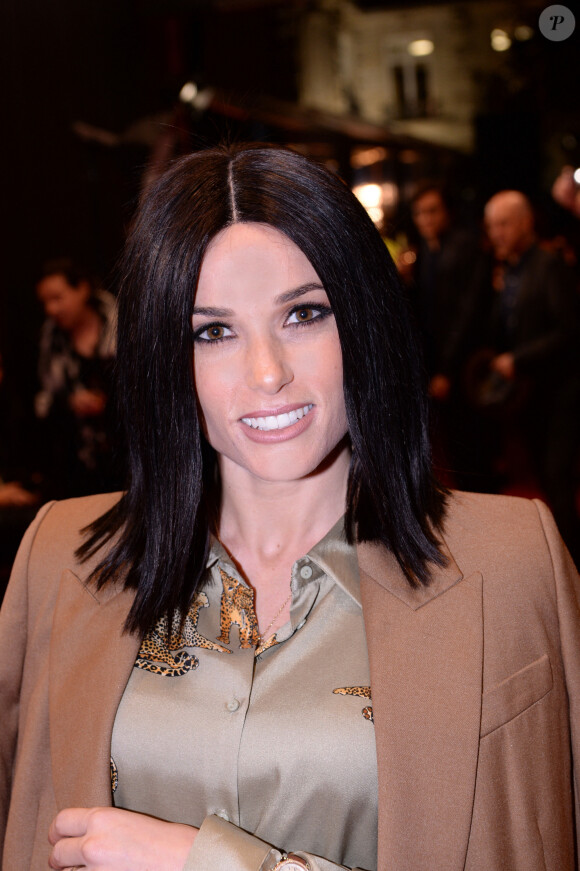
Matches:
[484,190,580,562]
[406,184,491,490]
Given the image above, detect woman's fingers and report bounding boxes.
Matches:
[48,834,84,869]
[48,807,198,871]
[48,807,104,869]
[49,807,93,844]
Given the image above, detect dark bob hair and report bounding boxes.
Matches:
[79,142,447,634]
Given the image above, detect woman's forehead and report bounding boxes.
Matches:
[196,223,320,302]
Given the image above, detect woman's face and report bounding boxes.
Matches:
[192,222,348,486]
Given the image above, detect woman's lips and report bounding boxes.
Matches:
[241,403,313,432]
[238,403,315,443]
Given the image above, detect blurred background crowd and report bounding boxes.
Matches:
[1,0,580,594]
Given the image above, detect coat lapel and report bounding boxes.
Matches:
[358,540,483,871]
[49,568,140,810]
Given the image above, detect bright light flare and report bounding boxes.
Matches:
[179,82,198,103]
[354,183,382,209]
[491,29,512,51]
[408,39,434,57]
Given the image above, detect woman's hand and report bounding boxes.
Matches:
[48,807,198,871]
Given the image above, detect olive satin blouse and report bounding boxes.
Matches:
[111,519,378,871]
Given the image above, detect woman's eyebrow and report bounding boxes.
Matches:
[275,283,325,305]
[192,306,233,317]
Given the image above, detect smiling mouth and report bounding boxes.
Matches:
[241,404,313,431]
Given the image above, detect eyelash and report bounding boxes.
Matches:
[192,303,333,345]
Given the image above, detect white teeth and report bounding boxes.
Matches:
[242,404,313,431]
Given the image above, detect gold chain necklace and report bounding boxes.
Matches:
[258,586,293,646]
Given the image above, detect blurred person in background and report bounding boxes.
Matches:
[401,183,491,490]
[552,165,580,220]
[35,258,121,498]
[483,190,580,563]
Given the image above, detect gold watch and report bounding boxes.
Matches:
[271,853,311,870]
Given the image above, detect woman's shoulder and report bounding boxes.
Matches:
[445,489,547,530]
[443,490,570,585]
[35,490,122,529]
[1,492,124,636]
[24,491,123,578]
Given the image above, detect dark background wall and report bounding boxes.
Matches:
[0,0,300,393]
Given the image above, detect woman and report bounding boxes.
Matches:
[35,258,120,497]
[1,143,579,871]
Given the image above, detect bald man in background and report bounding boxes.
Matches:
[484,190,580,562]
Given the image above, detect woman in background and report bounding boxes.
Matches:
[1,144,579,871]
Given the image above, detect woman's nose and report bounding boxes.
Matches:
[245,336,293,394]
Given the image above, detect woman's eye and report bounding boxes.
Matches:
[195,324,233,342]
[286,306,322,325]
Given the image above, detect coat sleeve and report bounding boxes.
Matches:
[183,814,369,871]
[534,498,580,850]
[0,501,55,857]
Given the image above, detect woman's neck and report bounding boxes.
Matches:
[216,442,351,563]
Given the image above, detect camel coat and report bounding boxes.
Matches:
[1,490,579,871]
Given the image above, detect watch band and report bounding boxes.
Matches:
[271,852,311,870]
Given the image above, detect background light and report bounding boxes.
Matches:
[491,29,512,51]
[350,146,389,169]
[514,25,534,41]
[352,182,399,227]
[179,81,198,103]
[366,206,384,225]
[574,168,580,184]
[408,39,434,57]
[354,183,382,209]
[353,184,383,226]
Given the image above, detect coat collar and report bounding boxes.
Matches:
[357,537,483,871]
[356,535,463,609]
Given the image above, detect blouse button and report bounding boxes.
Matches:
[226,698,241,712]
[300,564,313,579]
